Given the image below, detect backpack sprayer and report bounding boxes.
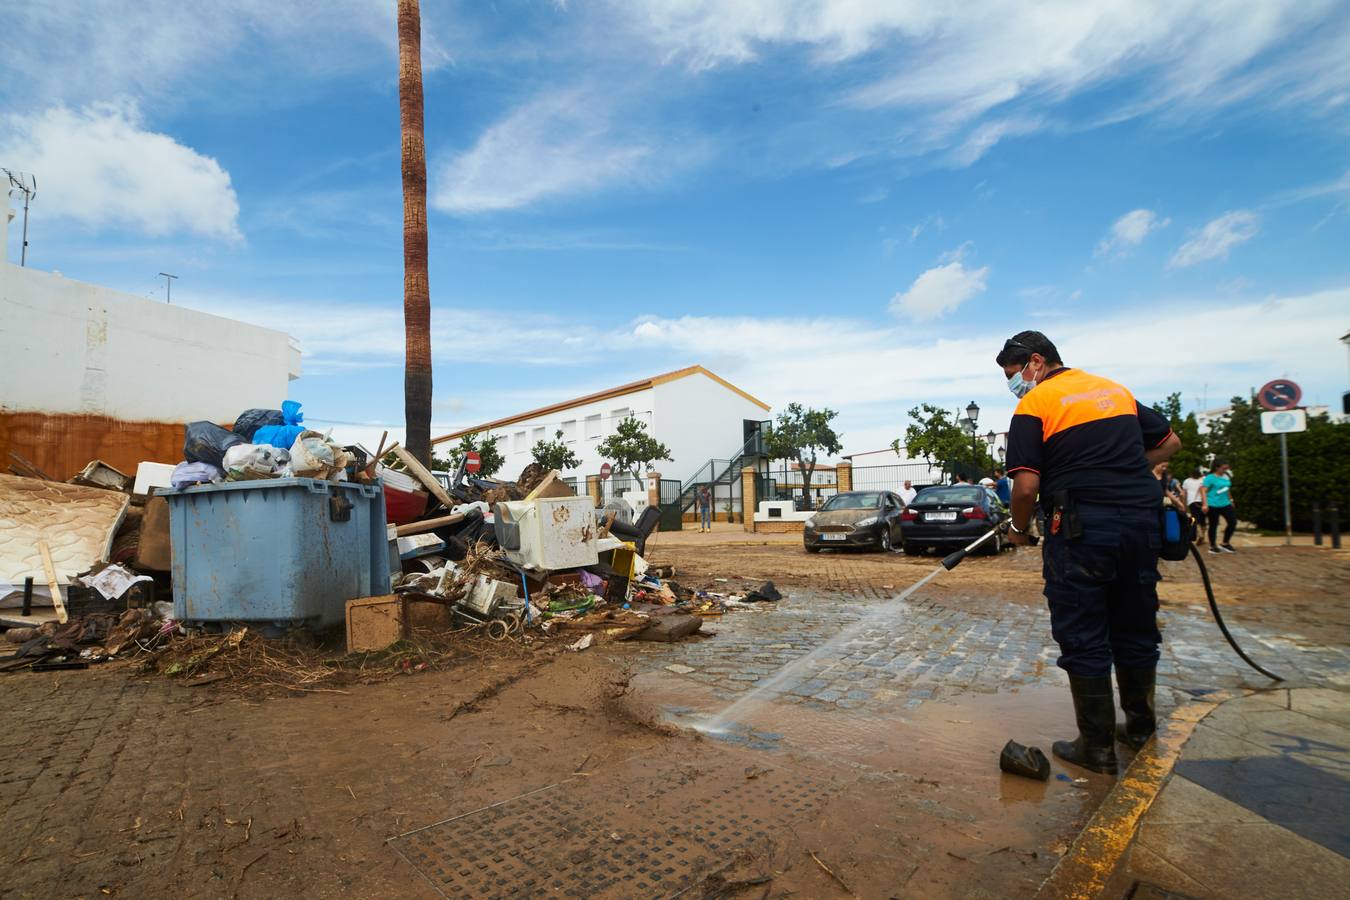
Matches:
[937,518,1283,682]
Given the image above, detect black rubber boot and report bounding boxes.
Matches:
[1114,667,1157,751]
[1052,675,1119,775]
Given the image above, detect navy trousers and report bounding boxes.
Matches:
[1041,502,1162,677]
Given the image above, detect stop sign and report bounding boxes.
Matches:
[465,451,481,474]
[599,462,612,481]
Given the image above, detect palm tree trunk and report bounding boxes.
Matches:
[397,0,433,466]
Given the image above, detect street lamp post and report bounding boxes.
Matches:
[964,401,980,477]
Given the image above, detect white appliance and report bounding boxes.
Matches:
[495,496,599,571]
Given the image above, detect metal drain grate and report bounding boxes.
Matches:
[390,768,833,899]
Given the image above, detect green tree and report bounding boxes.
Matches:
[530,429,581,473]
[1204,395,1263,467]
[1151,392,1206,478]
[764,403,843,509]
[895,404,992,482]
[1206,401,1347,531]
[444,431,505,478]
[597,416,673,481]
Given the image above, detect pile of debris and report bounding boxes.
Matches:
[2,399,784,679]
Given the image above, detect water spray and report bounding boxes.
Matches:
[691,519,1279,736]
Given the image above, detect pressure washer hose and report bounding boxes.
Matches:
[940,522,1283,681]
[1189,542,1283,682]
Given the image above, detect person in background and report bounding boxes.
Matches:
[697,485,713,533]
[994,467,1013,506]
[1181,468,1207,545]
[899,479,917,507]
[1203,461,1237,553]
[1154,462,1185,510]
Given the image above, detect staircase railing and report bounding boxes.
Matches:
[675,432,767,513]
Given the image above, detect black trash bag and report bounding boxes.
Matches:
[744,581,783,603]
[232,408,285,441]
[183,421,247,469]
[999,740,1050,781]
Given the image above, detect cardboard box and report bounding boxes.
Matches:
[345,595,406,653]
[135,494,172,572]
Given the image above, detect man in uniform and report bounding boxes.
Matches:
[997,331,1181,775]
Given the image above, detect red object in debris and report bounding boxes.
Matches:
[384,483,429,525]
[465,451,481,474]
[600,463,612,481]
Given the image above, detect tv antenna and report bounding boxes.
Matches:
[2,169,36,266]
[158,272,178,304]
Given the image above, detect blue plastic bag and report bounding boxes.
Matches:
[253,400,305,449]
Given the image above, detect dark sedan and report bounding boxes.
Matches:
[898,485,1008,555]
[803,491,905,553]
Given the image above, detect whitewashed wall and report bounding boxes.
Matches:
[481,388,656,482]
[652,372,770,484]
[452,371,770,486]
[0,260,300,423]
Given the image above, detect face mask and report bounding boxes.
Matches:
[1007,361,1037,398]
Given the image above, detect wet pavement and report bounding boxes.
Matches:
[614,587,1349,729]
[1121,687,1350,898]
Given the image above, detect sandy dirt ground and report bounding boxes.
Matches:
[2,535,1345,898]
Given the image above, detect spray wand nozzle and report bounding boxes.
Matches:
[941,519,1037,571]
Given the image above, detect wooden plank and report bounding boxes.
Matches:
[36,539,68,625]
[395,510,469,537]
[390,446,456,510]
[524,470,574,502]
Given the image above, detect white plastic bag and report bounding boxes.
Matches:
[222,443,287,481]
[288,430,353,480]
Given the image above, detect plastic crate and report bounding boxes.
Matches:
[162,478,389,627]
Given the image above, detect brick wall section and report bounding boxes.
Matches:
[755,520,805,533]
[836,462,852,493]
[741,466,757,532]
[586,475,602,509]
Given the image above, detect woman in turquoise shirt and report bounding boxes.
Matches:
[1203,461,1236,553]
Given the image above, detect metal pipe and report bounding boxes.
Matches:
[1313,504,1322,546]
[22,577,33,617]
[1331,504,1342,550]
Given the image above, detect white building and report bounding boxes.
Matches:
[1,207,301,478]
[432,365,771,487]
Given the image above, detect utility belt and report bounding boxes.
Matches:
[1042,490,1083,540]
[1041,489,1189,560]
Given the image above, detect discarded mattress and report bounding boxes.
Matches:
[0,474,130,607]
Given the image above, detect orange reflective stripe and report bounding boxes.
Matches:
[1019,369,1139,441]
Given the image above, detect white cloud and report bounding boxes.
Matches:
[0,102,240,240]
[613,1,1348,165]
[1095,209,1170,257]
[2,1,451,108]
[1168,210,1260,268]
[434,90,672,214]
[623,285,1349,456]
[889,258,990,322]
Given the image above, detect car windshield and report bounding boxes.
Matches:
[821,492,881,510]
[914,486,985,505]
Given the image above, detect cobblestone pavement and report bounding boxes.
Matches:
[617,573,1350,722]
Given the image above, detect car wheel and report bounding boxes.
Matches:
[879,528,892,553]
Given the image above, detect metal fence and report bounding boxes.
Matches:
[683,477,743,519]
[850,463,939,493]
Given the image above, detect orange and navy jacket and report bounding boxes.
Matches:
[1005,367,1173,508]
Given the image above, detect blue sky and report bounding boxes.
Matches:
[3,1,1348,461]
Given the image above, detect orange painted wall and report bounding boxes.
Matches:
[0,412,188,481]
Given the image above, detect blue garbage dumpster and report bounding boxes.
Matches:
[162,478,389,627]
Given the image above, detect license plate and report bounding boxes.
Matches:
[821,533,847,541]
[926,511,957,522]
